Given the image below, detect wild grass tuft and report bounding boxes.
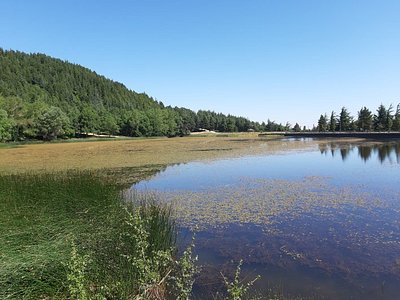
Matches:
[0,172,184,299]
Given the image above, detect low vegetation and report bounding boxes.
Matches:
[0,171,265,299]
[0,134,309,177]
[0,172,196,299]
[222,260,260,300]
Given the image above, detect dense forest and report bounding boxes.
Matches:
[316,105,400,132]
[0,49,291,142]
[3,49,397,143]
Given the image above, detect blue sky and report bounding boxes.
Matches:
[1,0,399,127]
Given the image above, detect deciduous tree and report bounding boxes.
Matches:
[0,109,13,142]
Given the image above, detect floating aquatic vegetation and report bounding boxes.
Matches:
[125,139,400,298]
[150,176,388,229]
[134,175,400,284]
[126,139,400,298]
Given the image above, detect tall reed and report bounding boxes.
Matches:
[0,172,178,299]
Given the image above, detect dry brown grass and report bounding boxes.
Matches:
[0,134,362,177]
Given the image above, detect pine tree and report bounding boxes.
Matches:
[339,107,352,131]
[357,107,373,131]
[317,114,328,132]
[392,104,400,131]
[329,111,336,132]
[374,104,388,131]
[293,123,301,132]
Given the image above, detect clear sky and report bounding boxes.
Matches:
[1,0,399,128]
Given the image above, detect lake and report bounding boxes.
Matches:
[133,138,400,299]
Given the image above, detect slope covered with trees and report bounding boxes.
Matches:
[0,49,284,141]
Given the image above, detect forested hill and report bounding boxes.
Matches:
[0,49,160,112]
[0,49,281,142]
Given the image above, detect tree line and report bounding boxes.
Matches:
[5,49,398,142]
[0,93,293,141]
[1,49,297,142]
[316,104,400,132]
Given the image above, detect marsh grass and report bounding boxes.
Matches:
[0,172,119,298]
[0,172,178,299]
[124,190,177,252]
[0,135,304,177]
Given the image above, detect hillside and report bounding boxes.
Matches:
[0,49,276,141]
[0,49,160,111]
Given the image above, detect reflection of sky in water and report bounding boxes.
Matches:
[134,140,400,199]
[133,140,400,299]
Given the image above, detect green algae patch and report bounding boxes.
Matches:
[152,177,387,228]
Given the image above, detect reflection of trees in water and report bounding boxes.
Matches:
[340,148,350,161]
[368,143,400,164]
[318,141,400,163]
[319,143,329,155]
[377,144,391,163]
[358,146,372,162]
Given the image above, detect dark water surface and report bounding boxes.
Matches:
[134,138,400,299]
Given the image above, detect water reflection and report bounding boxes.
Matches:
[318,141,400,163]
[134,138,400,299]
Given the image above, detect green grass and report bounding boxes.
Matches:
[0,143,20,149]
[0,172,177,299]
[0,172,118,299]
[0,135,171,150]
[0,167,271,299]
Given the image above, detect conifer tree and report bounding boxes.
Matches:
[317,114,328,132]
[357,107,373,131]
[329,111,336,132]
[393,104,400,131]
[339,107,352,131]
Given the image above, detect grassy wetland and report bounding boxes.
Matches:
[0,134,294,175]
[0,172,186,299]
[1,135,400,299]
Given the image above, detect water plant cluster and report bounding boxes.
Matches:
[152,175,400,292]
[159,176,386,228]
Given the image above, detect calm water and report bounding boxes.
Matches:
[134,138,400,299]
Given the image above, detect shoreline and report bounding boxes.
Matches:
[259,132,400,139]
